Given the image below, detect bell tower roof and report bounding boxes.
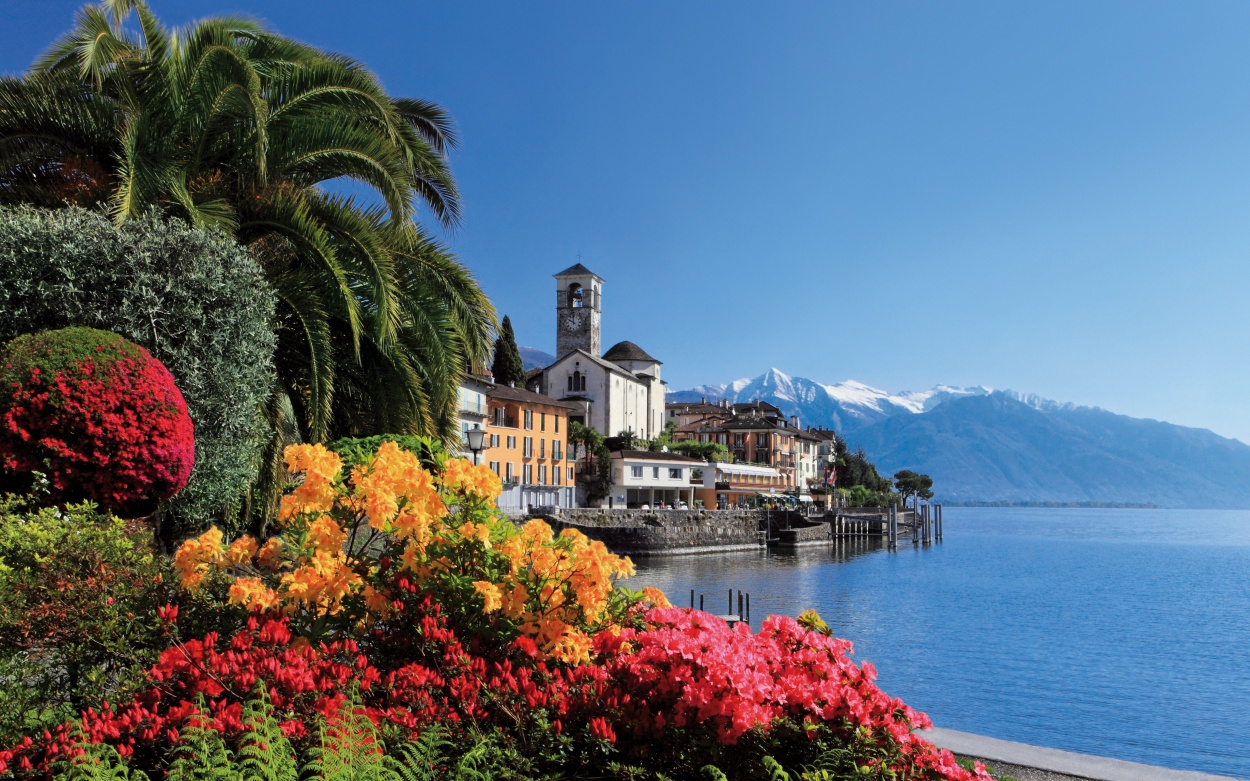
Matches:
[554,262,603,281]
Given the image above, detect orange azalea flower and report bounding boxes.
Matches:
[256,537,283,571]
[352,441,446,534]
[305,515,346,552]
[473,580,503,613]
[225,535,259,566]
[441,458,503,501]
[362,584,391,615]
[173,528,225,591]
[643,586,671,608]
[550,627,594,665]
[278,444,341,522]
[228,577,280,612]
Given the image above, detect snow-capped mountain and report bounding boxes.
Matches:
[670,369,1250,508]
[669,368,994,432]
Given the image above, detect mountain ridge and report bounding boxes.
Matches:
[670,369,1249,509]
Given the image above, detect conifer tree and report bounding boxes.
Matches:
[490,316,528,387]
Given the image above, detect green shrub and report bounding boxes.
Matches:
[328,435,448,477]
[0,494,172,744]
[0,206,277,537]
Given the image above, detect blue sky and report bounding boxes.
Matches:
[7,1,1250,440]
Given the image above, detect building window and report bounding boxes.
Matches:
[552,441,561,461]
[523,437,532,457]
[523,464,533,484]
[489,461,500,475]
[631,466,643,479]
[567,466,574,481]
[505,462,514,481]
[507,435,516,449]
[669,468,681,479]
[539,465,547,484]
[555,416,560,433]
[524,410,533,430]
[490,434,500,448]
[540,412,546,431]
[652,467,659,479]
[555,467,562,485]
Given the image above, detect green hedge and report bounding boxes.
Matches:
[0,206,277,537]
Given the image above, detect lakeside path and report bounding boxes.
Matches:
[923,728,1243,781]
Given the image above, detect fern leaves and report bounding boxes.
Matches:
[302,689,399,781]
[237,688,298,781]
[166,719,240,781]
[53,737,150,781]
[48,690,516,781]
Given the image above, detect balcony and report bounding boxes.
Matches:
[459,399,487,417]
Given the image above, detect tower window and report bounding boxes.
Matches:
[567,283,584,308]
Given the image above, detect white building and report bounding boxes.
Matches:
[607,450,703,509]
[455,375,492,454]
[530,263,666,440]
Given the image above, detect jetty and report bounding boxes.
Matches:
[536,503,945,556]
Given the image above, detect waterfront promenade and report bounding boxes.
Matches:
[924,728,1240,781]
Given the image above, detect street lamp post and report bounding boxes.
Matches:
[466,427,486,466]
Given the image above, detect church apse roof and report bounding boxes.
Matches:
[602,340,660,364]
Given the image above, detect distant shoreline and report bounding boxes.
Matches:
[941,500,1160,509]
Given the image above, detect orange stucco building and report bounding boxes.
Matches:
[483,384,578,511]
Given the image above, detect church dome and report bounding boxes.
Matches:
[603,341,659,363]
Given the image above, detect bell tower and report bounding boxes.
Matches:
[554,262,603,358]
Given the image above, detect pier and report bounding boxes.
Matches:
[538,503,945,556]
[764,503,943,549]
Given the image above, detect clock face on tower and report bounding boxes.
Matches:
[562,311,584,331]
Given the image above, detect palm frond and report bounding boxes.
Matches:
[32,5,137,87]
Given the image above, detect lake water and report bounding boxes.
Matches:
[631,508,1250,779]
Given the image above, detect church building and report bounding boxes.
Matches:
[529,264,666,440]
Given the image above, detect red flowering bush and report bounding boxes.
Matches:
[0,601,990,781]
[0,327,194,515]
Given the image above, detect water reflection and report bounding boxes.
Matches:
[634,536,893,627]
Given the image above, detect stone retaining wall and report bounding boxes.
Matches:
[776,521,832,547]
[540,509,762,555]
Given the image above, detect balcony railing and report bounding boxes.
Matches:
[459,399,487,416]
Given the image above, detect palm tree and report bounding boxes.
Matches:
[0,0,496,522]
